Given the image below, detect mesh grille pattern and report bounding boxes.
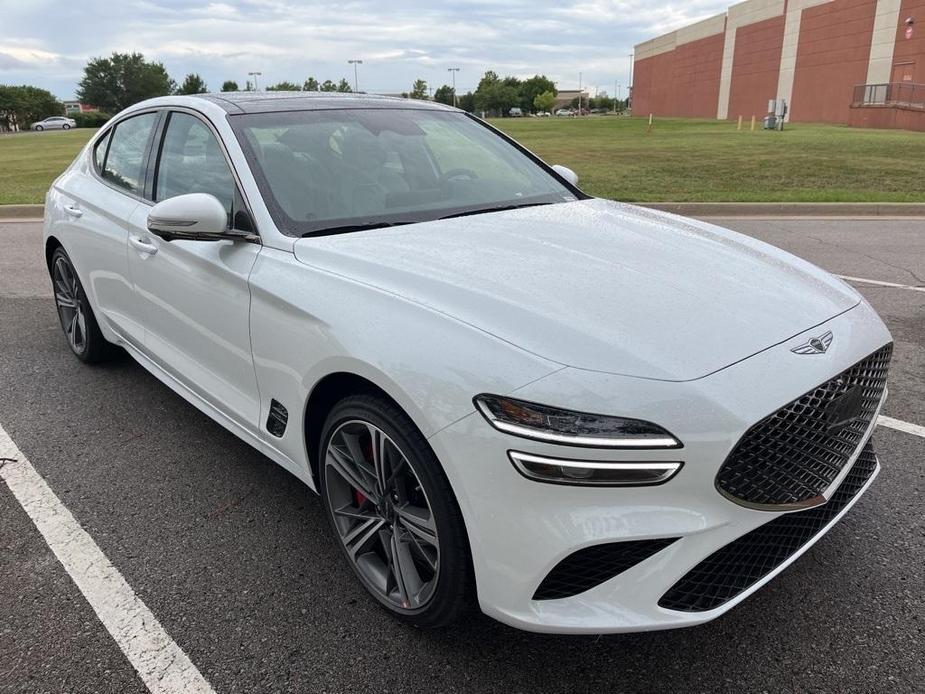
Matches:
[716,344,891,507]
[659,441,878,613]
[533,538,679,601]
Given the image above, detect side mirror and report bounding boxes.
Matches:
[552,164,579,187]
[147,193,228,241]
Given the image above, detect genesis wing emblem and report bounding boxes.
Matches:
[791,331,834,355]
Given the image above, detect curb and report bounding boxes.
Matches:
[639,202,925,217]
[2,202,925,221]
[0,205,44,221]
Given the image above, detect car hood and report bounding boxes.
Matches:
[293,199,860,381]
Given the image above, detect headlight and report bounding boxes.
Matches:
[508,451,683,486]
[473,394,682,449]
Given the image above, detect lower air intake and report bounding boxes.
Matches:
[659,441,878,613]
[533,538,679,601]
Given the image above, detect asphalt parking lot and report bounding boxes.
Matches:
[1,217,923,694]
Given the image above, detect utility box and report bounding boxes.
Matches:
[765,98,788,130]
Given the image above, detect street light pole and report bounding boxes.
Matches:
[448,67,460,108]
[248,71,262,91]
[578,71,582,115]
[348,59,363,93]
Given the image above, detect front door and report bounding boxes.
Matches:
[892,62,915,84]
[126,110,262,433]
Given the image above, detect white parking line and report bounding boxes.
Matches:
[0,423,215,694]
[878,415,925,439]
[839,275,925,293]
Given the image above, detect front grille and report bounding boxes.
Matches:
[659,441,878,612]
[716,344,891,508]
[533,538,679,601]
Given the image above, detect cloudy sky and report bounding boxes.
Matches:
[0,0,730,100]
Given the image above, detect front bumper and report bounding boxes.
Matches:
[429,300,891,633]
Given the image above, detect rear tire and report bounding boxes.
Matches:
[318,394,473,628]
[50,247,119,364]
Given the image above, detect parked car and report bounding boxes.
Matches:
[44,93,892,634]
[555,108,573,117]
[509,107,523,117]
[32,116,77,131]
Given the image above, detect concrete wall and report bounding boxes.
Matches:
[633,0,925,127]
[632,14,726,118]
[728,15,786,119]
[892,0,925,81]
[848,104,925,127]
[791,0,879,122]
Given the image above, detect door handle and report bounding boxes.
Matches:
[129,236,158,256]
[64,204,83,218]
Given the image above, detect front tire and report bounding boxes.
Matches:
[318,394,472,628]
[50,247,118,363]
[34,125,43,131]
[63,124,71,130]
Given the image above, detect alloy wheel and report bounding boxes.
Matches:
[52,255,87,354]
[324,419,440,610]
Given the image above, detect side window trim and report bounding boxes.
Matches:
[142,110,169,202]
[94,128,113,175]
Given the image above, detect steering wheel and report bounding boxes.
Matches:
[439,168,478,184]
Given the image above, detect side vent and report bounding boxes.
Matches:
[266,399,289,438]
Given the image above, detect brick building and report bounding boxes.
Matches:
[632,0,925,130]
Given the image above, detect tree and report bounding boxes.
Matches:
[533,90,556,114]
[409,79,428,100]
[221,80,239,92]
[336,78,352,92]
[433,84,455,106]
[266,81,301,91]
[177,73,208,95]
[520,75,556,113]
[457,91,476,112]
[319,80,337,92]
[474,71,519,116]
[0,85,63,131]
[76,52,175,113]
[303,77,319,91]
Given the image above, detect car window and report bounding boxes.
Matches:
[93,130,112,173]
[231,109,576,236]
[102,113,158,195]
[155,112,235,220]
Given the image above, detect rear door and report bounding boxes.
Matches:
[126,109,262,433]
[52,111,160,346]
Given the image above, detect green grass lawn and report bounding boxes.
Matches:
[490,116,925,202]
[1,118,924,204]
[0,129,96,205]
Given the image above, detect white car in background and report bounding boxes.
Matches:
[43,92,891,633]
[32,116,77,131]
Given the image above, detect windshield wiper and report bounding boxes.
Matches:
[301,220,414,238]
[438,201,554,220]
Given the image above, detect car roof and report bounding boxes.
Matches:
[191,91,459,115]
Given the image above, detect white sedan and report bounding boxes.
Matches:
[43,92,892,633]
[32,116,77,131]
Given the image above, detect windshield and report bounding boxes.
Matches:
[229,108,579,236]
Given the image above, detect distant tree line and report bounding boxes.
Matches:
[5,52,622,131]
